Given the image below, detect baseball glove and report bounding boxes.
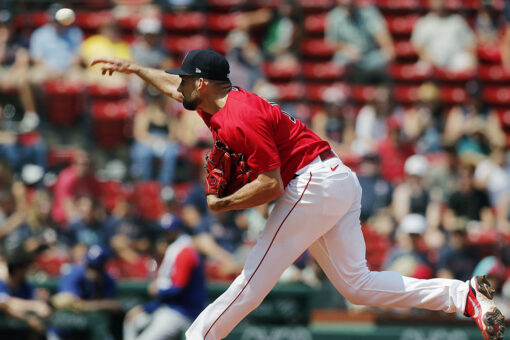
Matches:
[205,141,256,197]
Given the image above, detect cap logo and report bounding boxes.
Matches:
[195,67,202,73]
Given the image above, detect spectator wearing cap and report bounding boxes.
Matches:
[437,220,480,281]
[356,153,392,223]
[0,247,51,338]
[29,4,83,83]
[383,214,433,279]
[53,245,120,311]
[80,21,131,87]
[123,214,206,340]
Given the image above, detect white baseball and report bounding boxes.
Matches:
[55,8,75,26]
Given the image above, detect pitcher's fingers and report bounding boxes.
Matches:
[90,58,113,67]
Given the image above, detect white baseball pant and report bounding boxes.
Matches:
[186,155,470,340]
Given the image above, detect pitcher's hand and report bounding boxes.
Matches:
[90,57,139,76]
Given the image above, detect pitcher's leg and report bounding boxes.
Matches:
[309,204,469,314]
[186,175,343,340]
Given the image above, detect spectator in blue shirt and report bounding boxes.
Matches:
[0,247,51,337]
[29,4,83,83]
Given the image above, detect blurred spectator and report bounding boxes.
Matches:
[376,116,415,185]
[444,81,504,157]
[403,82,444,154]
[29,4,83,83]
[411,0,476,72]
[357,154,392,223]
[443,164,494,232]
[326,0,394,84]
[131,88,180,187]
[0,247,51,339]
[475,1,501,46]
[436,224,480,281]
[392,155,440,229]
[353,86,403,155]
[311,92,356,156]
[501,0,510,67]
[0,10,38,120]
[80,22,131,87]
[123,215,206,340]
[0,185,27,243]
[51,150,100,228]
[383,214,433,279]
[67,196,108,247]
[475,145,510,233]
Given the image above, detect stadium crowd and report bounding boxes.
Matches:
[1,0,510,337]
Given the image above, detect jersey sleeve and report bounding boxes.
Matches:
[170,247,200,288]
[244,109,281,174]
[58,268,82,297]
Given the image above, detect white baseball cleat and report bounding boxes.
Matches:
[464,276,505,340]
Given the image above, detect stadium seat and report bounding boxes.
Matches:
[298,0,335,12]
[163,12,207,31]
[262,61,301,80]
[206,0,245,10]
[394,40,418,59]
[47,146,81,169]
[303,61,345,81]
[91,100,132,149]
[377,0,422,11]
[88,84,129,100]
[43,81,85,126]
[477,44,501,64]
[14,11,49,29]
[440,86,468,104]
[275,82,307,101]
[483,87,510,105]
[308,82,349,103]
[362,225,392,271]
[132,181,164,221]
[389,63,431,82]
[98,180,128,212]
[479,65,510,83]
[386,15,419,36]
[495,109,510,128]
[207,13,240,33]
[393,85,420,104]
[304,13,327,35]
[300,38,335,59]
[351,85,378,103]
[117,13,148,30]
[210,36,228,54]
[75,10,112,30]
[165,35,209,55]
[433,68,475,83]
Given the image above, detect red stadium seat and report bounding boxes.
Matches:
[386,15,419,36]
[298,0,335,12]
[362,225,392,271]
[308,83,349,103]
[165,35,209,55]
[303,61,345,81]
[75,10,112,30]
[262,61,301,80]
[377,0,421,11]
[304,13,327,34]
[88,84,129,100]
[351,85,378,103]
[117,13,149,30]
[163,12,207,31]
[484,87,510,105]
[433,68,476,83]
[91,100,132,149]
[477,45,501,64]
[47,146,81,169]
[14,11,49,29]
[275,82,307,101]
[210,37,228,55]
[393,85,420,104]
[479,65,510,82]
[441,86,468,104]
[300,38,335,59]
[206,0,244,10]
[43,81,85,126]
[394,40,418,59]
[207,13,240,33]
[132,181,164,221]
[495,109,510,128]
[389,63,431,82]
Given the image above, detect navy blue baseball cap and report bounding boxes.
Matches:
[165,49,230,81]
[86,245,110,269]
[160,213,185,232]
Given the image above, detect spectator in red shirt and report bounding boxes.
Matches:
[51,150,100,228]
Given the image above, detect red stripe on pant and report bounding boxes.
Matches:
[204,172,313,339]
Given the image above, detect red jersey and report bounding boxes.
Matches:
[197,87,330,187]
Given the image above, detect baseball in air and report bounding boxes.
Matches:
[55,8,75,26]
